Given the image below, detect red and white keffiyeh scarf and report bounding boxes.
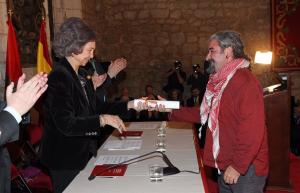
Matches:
[199,58,250,171]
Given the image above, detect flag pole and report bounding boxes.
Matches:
[5,8,23,98]
[4,10,12,99]
[7,10,13,18]
[37,11,52,74]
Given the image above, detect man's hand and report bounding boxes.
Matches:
[107,57,127,78]
[153,95,172,112]
[224,165,240,184]
[127,96,172,113]
[6,73,48,116]
[127,99,148,112]
[91,73,107,89]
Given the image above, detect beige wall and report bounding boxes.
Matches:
[82,0,300,100]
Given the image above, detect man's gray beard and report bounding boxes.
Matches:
[205,60,216,74]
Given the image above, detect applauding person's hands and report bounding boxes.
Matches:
[107,57,127,78]
[91,73,107,89]
[6,73,48,116]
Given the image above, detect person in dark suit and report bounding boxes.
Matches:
[0,73,48,193]
[85,58,127,105]
[187,63,208,101]
[186,87,201,107]
[38,17,129,193]
[84,58,127,115]
[114,87,136,121]
[163,60,187,95]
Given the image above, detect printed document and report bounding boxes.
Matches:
[103,139,143,150]
[94,155,138,165]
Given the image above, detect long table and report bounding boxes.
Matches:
[64,121,208,193]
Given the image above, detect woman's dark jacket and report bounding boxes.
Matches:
[40,58,105,170]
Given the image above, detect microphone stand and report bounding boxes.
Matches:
[88,151,180,181]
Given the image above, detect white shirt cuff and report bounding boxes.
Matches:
[4,106,22,123]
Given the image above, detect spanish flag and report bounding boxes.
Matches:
[37,19,52,73]
[6,16,22,84]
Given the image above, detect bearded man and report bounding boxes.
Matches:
[170,31,269,193]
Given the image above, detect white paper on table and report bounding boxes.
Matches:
[103,139,143,150]
[94,155,139,165]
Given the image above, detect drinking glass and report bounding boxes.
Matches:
[157,126,166,137]
[149,165,163,182]
[156,136,166,152]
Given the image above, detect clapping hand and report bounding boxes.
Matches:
[91,72,107,89]
[6,73,48,116]
[107,57,127,78]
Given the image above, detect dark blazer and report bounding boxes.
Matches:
[186,96,201,107]
[0,102,19,193]
[39,58,103,170]
[0,111,19,145]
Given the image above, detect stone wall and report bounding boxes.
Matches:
[0,0,299,102]
[52,0,82,31]
[0,0,8,99]
[82,0,281,99]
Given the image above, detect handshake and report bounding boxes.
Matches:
[127,96,180,112]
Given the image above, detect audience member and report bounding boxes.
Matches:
[115,87,134,102]
[185,86,205,147]
[145,84,158,100]
[167,88,184,106]
[187,63,207,100]
[138,85,160,121]
[115,87,136,121]
[186,87,201,107]
[163,60,186,95]
[0,73,48,193]
[85,57,127,104]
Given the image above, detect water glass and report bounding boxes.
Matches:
[157,126,166,137]
[156,136,166,152]
[149,165,163,182]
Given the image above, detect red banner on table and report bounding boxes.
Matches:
[119,131,143,138]
[91,164,127,177]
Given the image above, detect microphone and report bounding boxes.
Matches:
[159,152,180,176]
[88,151,180,181]
[89,58,106,75]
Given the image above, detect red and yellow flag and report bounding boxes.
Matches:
[6,16,22,84]
[37,19,52,73]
